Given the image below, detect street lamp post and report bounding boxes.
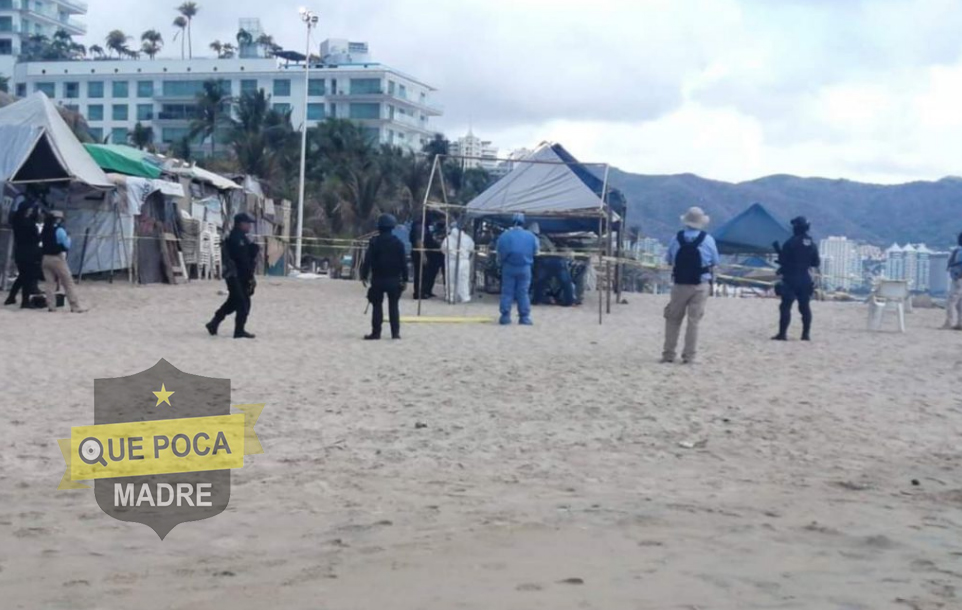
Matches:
[295,7,319,271]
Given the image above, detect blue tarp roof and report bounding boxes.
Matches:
[713,203,792,255]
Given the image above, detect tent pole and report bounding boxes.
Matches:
[601,165,615,315]
[437,159,453,304]
[598,212,604,326]
[617,205,626,302]
[417,155,440,317]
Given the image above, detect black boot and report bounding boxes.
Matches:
[3,296,15,306]
[364,333,381,341]
[771,334,788,341]
[801,329,811,342]
[206,320,220,336]
[234,331,256,340]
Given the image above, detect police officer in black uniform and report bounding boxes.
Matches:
[361,214,408,340]
[773,216,821,341]
[206,213,259,339]
[4,187,43,308]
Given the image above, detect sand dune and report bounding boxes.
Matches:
[1,279,960,609]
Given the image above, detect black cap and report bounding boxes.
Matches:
[234,212,255,224]
[377,214,398,231]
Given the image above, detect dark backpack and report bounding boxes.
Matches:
[673,231,708,285]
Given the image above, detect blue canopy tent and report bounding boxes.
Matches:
[712,203,792,255]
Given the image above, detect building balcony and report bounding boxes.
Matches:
[22,8,85,35]
[58,0,88,14]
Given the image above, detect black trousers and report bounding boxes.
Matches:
[370,283,402,338]
[7,250,41,307]
[778,278,813,337]
[213,277,252,336]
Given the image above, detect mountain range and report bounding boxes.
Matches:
[606,170,962,249]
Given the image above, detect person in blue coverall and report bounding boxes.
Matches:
[496,213,539,325]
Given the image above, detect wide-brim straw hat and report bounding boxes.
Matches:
[681,206,710,230]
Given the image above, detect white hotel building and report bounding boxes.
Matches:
[7,37,442,154]
[0,0,87,73]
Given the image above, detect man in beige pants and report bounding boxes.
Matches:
[662,207,719,364]
[40,210,85,313]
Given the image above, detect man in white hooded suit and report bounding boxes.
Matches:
[441,223,476,304]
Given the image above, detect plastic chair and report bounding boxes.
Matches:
[198,229,213,280]
[867,280,909,332]
[210,224,223,280]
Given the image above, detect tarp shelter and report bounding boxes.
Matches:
[0,92,111,188]
[712,203,792,255]
[84,144,164,180]
[465,143,624,233]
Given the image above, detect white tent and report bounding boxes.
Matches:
[0,92,111,188]
[466,143,609,217]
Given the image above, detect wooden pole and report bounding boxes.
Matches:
[436,161,455,304]
[77,227,90,283]
[417,155,440,317]
[602,166,613,316]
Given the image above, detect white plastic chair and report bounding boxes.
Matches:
[209,224,223,280]
[198,229,213,280]
[867,280,909,332]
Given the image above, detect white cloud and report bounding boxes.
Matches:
[81,0,962,182]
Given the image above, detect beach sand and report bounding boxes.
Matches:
[1,278,960,609]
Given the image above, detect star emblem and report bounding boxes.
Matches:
[152,384,175,407]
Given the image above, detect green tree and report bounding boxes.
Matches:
[189,79,231,159]
[172,136,192,161]
[0,75,9,93]
[422,133,450,160]
[229,89,297,182]
[88,44,105,59]
[129,122,155,150]
[173,16,188,60]
[105,30,131,59]
[177,2,199,59]
[141,30,164,60]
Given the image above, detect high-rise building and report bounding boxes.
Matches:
[819,236,861,290]
[884,243,933,292]
[490,148,533,179]
[449,130,498,171]
[8,32,441,155]
[0,0,88,77]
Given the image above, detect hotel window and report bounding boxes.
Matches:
[111,128,129,145]
[388,81,395,96]
[64,82,80,99]
[240,79,258,96]
[398,84,407,99]
[0,40,12,56]
[163,80,203,97]
[329,103,337,118]
[272,103,291,114]
[162,127,190,143]
[0,17,12,32]
[112,81,129,98]
[88,127,104,142]
[112,104,129,121]
[16,83,26,97]
[308,78,325,96]
[349,103,380,120]
[307,103,325,121]
[273,79,291,97]
[88,81,104,98]
[35,82,55,97]
[361,127,380,143]
[350,78,381,95]
[87,104,104,121]
[136,104,154,121]
[137,80,154,98]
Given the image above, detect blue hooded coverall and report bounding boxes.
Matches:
[497,227,539,320]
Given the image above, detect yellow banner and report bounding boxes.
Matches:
[59,405,264,490]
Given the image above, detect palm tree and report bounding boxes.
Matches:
[105,30,130,59]
[177,2,199,59]
[209,40,222,57]
[230,89,297,180]
[89,44,105,59]
[256,33,278,58]
[0,75,8,93]
[129,122,154,150]
[220,43,236,59]
[141,30,163,60]
[236,28,253,56]
[172,16,188,60]
[189,79,231,159]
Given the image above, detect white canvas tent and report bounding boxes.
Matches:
[0,92,111,188]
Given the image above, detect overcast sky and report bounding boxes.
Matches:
[83,0,962,184]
